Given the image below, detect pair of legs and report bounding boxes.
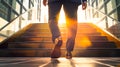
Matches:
[48,1,79,58]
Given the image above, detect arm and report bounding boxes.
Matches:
[43,0,47,6]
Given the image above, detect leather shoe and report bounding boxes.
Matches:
[51,39,62,58]
[66,51,72,59]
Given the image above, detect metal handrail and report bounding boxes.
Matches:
[89,6,120,25]
[0,7,33,31]
[88,5,120,39]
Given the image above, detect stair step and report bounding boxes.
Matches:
[8,42,54,48]
[17,37,52,41]
[30,23,49,28]
[21,32,101,37]
[28,28,97,32]
[89,42,116,48]
[16,36,108,42]
[0,48,120,57]
[27,29,51,32]
[0,23,118,57]
[8,41,116,49]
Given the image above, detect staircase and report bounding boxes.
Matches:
[0,23,120,57]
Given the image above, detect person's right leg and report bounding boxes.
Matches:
[63,1,79,59]
[48,1,63,58]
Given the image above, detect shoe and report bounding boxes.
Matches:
[66,51,72,59]
[51,37,62,58]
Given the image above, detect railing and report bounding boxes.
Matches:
[87,5,120,39]
[0,7,39,43]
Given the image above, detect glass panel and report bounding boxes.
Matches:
[0,17,19,37]
[93,1,97,8]
[98,18,106,29]
[116,0,120,7]
[100,7,105,13]
[98,12,105,18]
[106,0,116,14]
[22,8,26,13]
[98,0,104,8]
[0,17,9,29]
[23,0,29,9]
[0,0,39,42]
[15,2,21,14]
[4,0,11,4]
[0,36,6,42]
[110,10,118,20]
[107,17,114,28]
[0,1,9,21]
[117,5,120,21]
[0,9,33,42]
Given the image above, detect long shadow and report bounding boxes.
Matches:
[38,58,77,67]
[39,58,60,67]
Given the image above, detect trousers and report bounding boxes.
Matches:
[48,1,79,52]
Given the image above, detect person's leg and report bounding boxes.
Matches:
[63,1,79,58]
[48,1,63,58]
[48,2,62,43]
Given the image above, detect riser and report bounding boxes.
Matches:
[8,43,54,48]
[88,42,116,48]
[26,29,98,33]
[17,36,108,42]
[30,23,49,28]
[21,34,52,37]
[27,29,51,33]
[28,27,97,31]
[24,29,98,34]
[21,32,101,37]
[8,42,116,48]
[29,23,97,30]
[30,25,96,29]
[0,48,120,57]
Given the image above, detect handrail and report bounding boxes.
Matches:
[88,5,120,39]
[89,5,120,25]
[0,7,33,31]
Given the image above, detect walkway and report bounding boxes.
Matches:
[0,57,120,67]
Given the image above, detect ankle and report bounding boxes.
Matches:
[55,36,62,44]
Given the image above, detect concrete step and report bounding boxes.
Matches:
[8,41,116,49]
[26,29,98,34]
[88,42,116,48]
[0,48,120,57]
[21,32,101,37]
[0,23,118,57]
[16,36,108,42]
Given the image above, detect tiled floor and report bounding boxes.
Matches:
[0,57,120,67]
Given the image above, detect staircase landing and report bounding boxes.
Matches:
[0,57,120,67]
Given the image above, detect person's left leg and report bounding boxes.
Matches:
[48,1,63,58]
[63,1,79,59]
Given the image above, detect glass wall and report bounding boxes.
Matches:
[88,0,120,38]
[0,0,41,42]
[0,0,36,22]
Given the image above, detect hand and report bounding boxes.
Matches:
[82,2,87,10]
[43,0,47,6]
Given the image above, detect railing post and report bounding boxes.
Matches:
[19,16,22,30]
